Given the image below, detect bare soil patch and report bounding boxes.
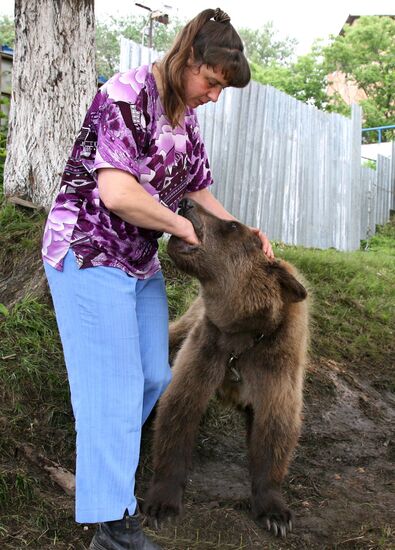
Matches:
[132,357,394,550]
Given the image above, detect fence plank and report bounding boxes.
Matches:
[119,39,394,250]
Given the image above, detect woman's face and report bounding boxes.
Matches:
[182,64,228,109]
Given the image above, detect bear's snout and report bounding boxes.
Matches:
[178,198,195,217]
[178,199,205,239]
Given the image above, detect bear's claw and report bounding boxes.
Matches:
[253,490,294,538]
[144,483,183,527]
[266,517,293,537]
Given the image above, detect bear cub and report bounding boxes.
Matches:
[145,199,309,538]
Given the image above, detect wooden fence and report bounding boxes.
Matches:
[120,38,394,250]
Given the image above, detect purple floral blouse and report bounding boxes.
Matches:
[42,65,213,279]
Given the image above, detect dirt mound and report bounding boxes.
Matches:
[0,252,46,308]
[135,358,394,549]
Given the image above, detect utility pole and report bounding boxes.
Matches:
[135,3,169,49]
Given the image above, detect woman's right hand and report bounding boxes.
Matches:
[98,169,200,244]
[176,216,200,246]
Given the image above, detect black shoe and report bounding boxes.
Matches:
[89,511,161,550]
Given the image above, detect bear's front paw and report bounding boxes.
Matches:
[252,490,293,538]
[143,482,183,527]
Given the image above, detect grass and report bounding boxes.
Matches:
[362,219,395,255]
[0,162,394,546]
[158,238,200,320]
[0,196,393,444]
[0,199,45,271]
[0,114,45,272]
[0,297,75,466]
[1,298,67,405]
[275,221,395,373]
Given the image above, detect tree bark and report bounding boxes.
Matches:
[4,0,96,209]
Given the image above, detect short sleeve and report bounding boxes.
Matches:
[185,114,214,193]
[90,95,147,179]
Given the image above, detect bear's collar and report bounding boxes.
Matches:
[227,333,265,383]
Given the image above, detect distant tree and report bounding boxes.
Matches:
[96,14,183,79]
[0,11,183,84]
[240,25,346,112]
[250,41,347,112]
[249,61,288,91]
[96,18,122,78]
[148,16,183,51]
[0,15,14,48]
[4,0,96,208]
[284,45,330,109]
[324,16,395,131]
[238,22,297,66]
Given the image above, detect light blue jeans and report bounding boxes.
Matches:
[44,250,171,523]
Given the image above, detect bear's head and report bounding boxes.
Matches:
[168,199,307,333]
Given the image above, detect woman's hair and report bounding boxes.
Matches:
[158,8,251,127]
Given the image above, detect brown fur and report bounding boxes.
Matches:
[144,200,309,537]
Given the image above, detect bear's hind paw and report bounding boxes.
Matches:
[143,483,183,527]
[253,491,293,538]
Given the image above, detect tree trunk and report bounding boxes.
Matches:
[4,0,96,209]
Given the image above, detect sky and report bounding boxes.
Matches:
[1,0,394,56]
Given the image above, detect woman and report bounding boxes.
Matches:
[42,8,273,550]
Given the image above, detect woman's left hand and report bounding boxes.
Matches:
[184,189,275,259]
[250,227,275,260]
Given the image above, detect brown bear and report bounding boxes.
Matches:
[144,198,309,538]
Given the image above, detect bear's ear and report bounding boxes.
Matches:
[267,263,307,303]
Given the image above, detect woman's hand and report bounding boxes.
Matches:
[184,189,273,257]
[176,216,200,246]
[98,169,200,245]
[249,227,274,260]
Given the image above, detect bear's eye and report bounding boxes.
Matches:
[219,220,239,235]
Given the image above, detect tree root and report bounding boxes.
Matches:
[19,443,75,496]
